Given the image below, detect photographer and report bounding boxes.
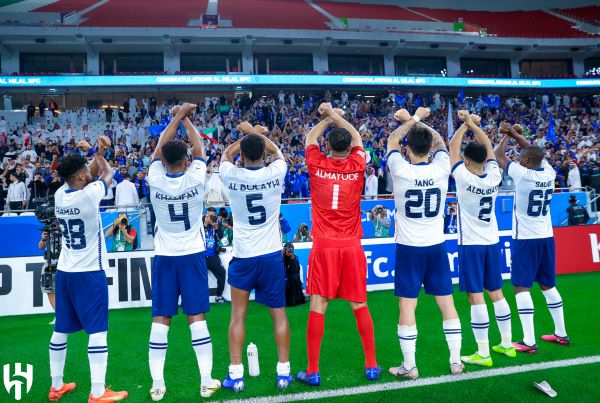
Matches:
[368,205,391,238]
[28,172,48,210]
[221,214,234,247]
[283,242,306,307]
[444,202,458,234]
[293,223,313,242]
[204,207,227,303]
[104,212,137,252]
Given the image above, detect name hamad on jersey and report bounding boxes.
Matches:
[507,159,556,240]
[387,150,450,247]
[147,158,207,256]
[452,159,502,246]
[306,144,367,240]
[219,158,287,258]
[54,180,109,273]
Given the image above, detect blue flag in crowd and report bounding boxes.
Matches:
[546,115,557,143]
[542,100,548,115]
[148,125,167,137]
[395,95,407,106]
[475,96,486,112]
[303,97,313,111]
[484,95,500,108]
[415,95,423,107]
[457,89,465,104]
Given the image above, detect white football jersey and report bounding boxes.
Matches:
[54,181,108,273]
[388,150,450,247]
[507,159,556,240]
[219,159,286,258]
[452,160,502,245]
[147,158,206,256]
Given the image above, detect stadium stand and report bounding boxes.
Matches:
[555,6,600,26]
[315,1,431,21]
[409,8,592,37]
[33,0,97,13]
[218,0,330,30]
[80,0,208,27]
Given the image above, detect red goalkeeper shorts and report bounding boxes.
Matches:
[306,238,367,303]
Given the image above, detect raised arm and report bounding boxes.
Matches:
[253,125,284,160]
[79,136,111,178]
[305,119,331,148]
[449,113,469,167]
[465,113,495,160]
[320,103,363,148]
[152,104,189,161]
[181,104,205,160]
[494,134,512,171]
[386,107,429,154]
[221,122,253,164]
[418,120,446,152]
[508,124,530,150]
[94,151,114,187]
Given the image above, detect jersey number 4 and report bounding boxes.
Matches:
[59,218,86,250]
[168,203,191,230]
[405,188,441,218]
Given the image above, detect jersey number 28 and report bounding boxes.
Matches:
[59,218,86,250]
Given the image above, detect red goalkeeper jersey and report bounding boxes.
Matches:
[306,144,367,241]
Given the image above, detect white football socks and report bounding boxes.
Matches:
[88,332,108,398]
[516,292,536,346]
[49,332,68,390]
[397,324,418,369]
[470,304,490,357]
[542,287,567,337]
[443,319,462,364]
[149,322,169,389]
[190,320,213,385]
[493,298,513,348]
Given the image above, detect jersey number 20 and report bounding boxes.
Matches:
[405,188,441,218]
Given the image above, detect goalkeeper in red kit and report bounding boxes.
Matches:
[296,103,381,385]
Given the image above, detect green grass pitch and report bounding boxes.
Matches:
[1,272,599,402]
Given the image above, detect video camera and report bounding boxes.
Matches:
[34,196,61,293]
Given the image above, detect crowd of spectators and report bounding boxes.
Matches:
[0,90,598,215]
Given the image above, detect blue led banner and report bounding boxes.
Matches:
[1,74,599,88]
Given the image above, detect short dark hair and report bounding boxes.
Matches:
[406,127,432,157]
[123,173,131,179]
[327,127,352,152]
[463,141,487,164]
[240,133,265,162]
[56,154,87,181]
[162,140,188,165]
[522,145,544,167]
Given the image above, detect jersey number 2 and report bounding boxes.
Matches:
[246,194,266,225]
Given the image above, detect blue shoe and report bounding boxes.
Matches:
[277,374,293,389]
[222,374,244,392]
[296,370,321,386]
[365,366,382,381]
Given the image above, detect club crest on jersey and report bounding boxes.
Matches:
[314,170,359,181]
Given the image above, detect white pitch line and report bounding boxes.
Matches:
[226,355,600,403]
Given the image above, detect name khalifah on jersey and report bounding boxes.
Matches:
[54,181,109,273]
[219,159,287,258]
[147,158,207,256]
[388,150,450,247]
[452,159,502,245]
[507,159,556,240]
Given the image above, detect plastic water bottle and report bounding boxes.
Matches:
[247,343,260,377]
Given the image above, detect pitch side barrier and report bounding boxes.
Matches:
[1,74,599,88]
[1,224,599,316]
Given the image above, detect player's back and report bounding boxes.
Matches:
[453,160,502,245]
[388,150,450,247]
[507,160,556,240]
[219,158,287,258]
[54,180,108,272]
[306,144,366,240]
[147,158,206,256]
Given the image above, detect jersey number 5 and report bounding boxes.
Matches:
[246,193,266,225]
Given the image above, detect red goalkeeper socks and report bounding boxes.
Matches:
[353,306,377,368]
[306,311,325,375]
